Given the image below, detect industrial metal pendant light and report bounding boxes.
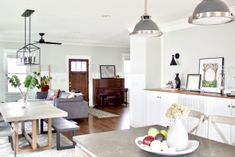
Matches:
[130,0,162,37]
[189,0,234,25]
[17,9,41,66]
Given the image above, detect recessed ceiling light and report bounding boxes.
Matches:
[101,15,112,18]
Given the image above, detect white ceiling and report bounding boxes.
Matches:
[0,0,235,47]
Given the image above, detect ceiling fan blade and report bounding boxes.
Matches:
[37,33,62,45]
[43,41,62,45]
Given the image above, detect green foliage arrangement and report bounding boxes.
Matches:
[33,72,52,90]
[8,74,39,98]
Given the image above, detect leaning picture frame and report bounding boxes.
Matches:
[100,65,116,78]
[199,57,224,93]
[186,74,201,91]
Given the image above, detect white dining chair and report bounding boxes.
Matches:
[187,110,207,135]
[208,115,235,145]
[0,122,16,157]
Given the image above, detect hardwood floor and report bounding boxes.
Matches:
[74,105,130,136]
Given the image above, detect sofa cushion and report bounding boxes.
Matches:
[54,95,83,103]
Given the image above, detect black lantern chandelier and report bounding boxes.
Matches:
[17,9,40,65]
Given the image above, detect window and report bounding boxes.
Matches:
[7,57,27,93]
[71,61,87,72]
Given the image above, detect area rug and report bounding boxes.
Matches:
[0,134,75,157]
[88,107,119,118]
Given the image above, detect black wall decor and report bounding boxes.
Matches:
[170,53,180,66]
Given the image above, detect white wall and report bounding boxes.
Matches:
[146,37,161,89]
[129,37,161,127]
[0,42,129,104]
[163,22,235,90]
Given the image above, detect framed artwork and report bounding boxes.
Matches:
[199,57,224,93]
[100,65,116,78]
[186,74,201,91]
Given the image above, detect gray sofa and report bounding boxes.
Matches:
[36,91,88,119]
[54,96,88,119]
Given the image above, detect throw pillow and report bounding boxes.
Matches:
[67,94,75,98]
[59,91,70,98]
[47,89,60,100]
[47,89,55,100]
[54,89,61,99]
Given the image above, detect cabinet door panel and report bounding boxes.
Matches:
[231,100,235,144]
[206,97,232,143]
[145,91,161,126]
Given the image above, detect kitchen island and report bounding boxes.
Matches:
[73,125,235,157]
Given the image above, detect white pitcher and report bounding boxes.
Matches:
[167,117,188,151]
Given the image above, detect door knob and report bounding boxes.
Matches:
[232,106,235,108]
[228,105,231,108]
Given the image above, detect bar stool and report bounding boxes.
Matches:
[187,110,206,135]
[208,115,235,145]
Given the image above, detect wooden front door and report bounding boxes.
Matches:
[69,59,89,101]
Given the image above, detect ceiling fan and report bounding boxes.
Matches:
[36,33,62,45]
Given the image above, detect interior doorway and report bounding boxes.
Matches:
[68,59,89,101]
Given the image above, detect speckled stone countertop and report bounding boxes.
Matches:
[73,125,235,157]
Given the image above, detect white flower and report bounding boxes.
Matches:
[165,104,190,119]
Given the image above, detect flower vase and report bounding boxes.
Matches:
[22,94,28,109]
[167,117,188,151]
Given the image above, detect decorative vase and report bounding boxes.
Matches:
[21,93,28,109]
[41,85,50,92]
[167,117,188,151]
[174,73,181,89]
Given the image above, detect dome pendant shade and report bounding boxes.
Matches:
[130,14,162,37]
[130,0,162,37]
[189,0,234,25]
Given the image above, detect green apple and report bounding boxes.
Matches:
[148,128,159,137]
[160,130,168,139]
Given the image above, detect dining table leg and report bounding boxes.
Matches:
[47,118,52,148]
[13,122,19,153]
[31,120,37,150]
[21,121,25,135]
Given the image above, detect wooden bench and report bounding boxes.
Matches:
[41,118,79,150]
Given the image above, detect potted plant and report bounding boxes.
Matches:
[8,74,39,102]
[34,72,52,92]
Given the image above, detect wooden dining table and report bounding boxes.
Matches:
[0,101,67,153]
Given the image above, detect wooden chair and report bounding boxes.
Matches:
[0,122,16,157]
[187,110,206,135]
[208,115,235,145]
